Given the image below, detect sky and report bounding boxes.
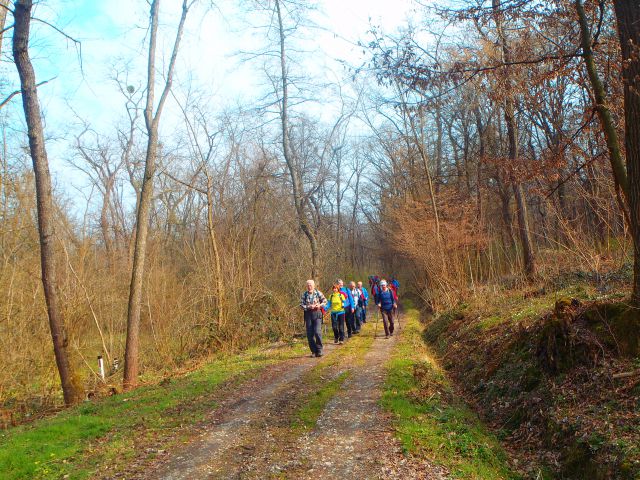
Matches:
[0,0,421,205]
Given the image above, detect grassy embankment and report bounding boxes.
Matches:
[0,341,307,480]
[423,278,640,479]
[382,302,519,479]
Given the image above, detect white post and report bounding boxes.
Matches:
[98,355,105,381]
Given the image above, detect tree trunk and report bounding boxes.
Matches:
[0,0,9,58]
[493,0,537,278]
[435,100,443,194]
[612,0,640,305]
[206,183,224,327]
[12,0,83,406]
[124,0,190,389]
[576,0,629,200]
[513,182,536,276]
[474,107,485,221]
[274,0,319,279]
[101,175,115,263]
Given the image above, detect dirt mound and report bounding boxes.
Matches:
[424,299,640,479]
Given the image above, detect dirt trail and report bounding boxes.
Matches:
[139,320,447,480]
[143,345,337,480]
[288,327,448,480]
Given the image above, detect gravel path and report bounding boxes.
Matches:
[289,329,448,480]
[138,319,448,479]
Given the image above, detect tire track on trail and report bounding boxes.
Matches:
[139,344,338,480]
[136,316,448,479]
[287,324,449,480]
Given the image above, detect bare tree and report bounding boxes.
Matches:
[0,0,9,58]
[124,0,193,390]
[492,0,537,278]
[12,0,83,405]
[612,0,640,305]
[273,0,320,279]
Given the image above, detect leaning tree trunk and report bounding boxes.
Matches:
[612,0,640,305]
[124,0,190,389]
[12,0,83,405]
[576,0,629,199]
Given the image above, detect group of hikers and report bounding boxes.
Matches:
[299,275,400,358]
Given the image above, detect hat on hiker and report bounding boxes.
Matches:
[380,280,387,286]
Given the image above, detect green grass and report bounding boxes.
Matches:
[462,282,603,332]
[292,371,349,431]
[0,342,306,480]
[382,304,520,479]
[291,316,375,431]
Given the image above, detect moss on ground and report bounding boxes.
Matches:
[382,303,519,479]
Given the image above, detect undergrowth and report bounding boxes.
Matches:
[425,278,640,479]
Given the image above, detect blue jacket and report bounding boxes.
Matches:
[360,287,369,306]
[340,287,355,310]
[378,289,395,311]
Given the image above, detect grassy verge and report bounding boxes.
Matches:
[0,341,307,480]
[427,283,640,478]
[382,303,519,479]
[291,315,375,431]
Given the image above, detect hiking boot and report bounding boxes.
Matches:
[385,335,389,339]
[310,353,316,357]
[316,352,323,357]
[339,340,344,345]
[334,339,339,344]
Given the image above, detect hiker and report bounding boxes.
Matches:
[337,279,356,338]
[371,275,381,304]
[377,280,397,338]
[326,284,347,344]
[390,277,400,317]
[299,279,327,357]
[349,281,362,333]
[357,281,369,323]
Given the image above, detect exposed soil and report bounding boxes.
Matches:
[284,330,448,480]
[123,323,448,479]
[425,298,640,478]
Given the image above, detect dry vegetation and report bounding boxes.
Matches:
[1,6,639,474]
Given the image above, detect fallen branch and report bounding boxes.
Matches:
[612,370,640,379]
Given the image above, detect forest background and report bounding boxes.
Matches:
[0,0,638,421]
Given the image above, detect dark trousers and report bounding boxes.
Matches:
[331,312,345,341]
[304,310,323,354]
[381,309,395,336]
[345,308,356,337]
[354,306,363,331]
